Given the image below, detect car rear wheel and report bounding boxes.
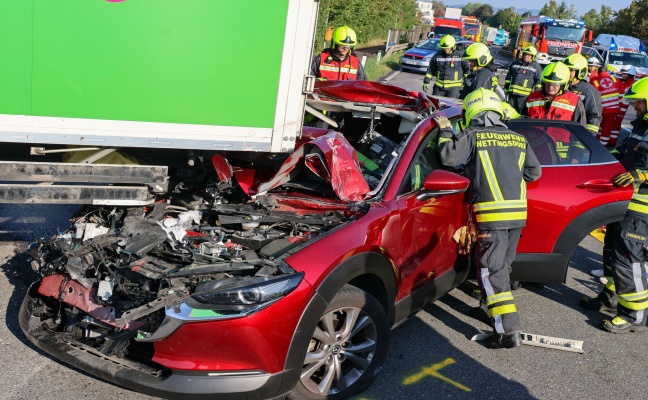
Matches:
[290,285,389,399]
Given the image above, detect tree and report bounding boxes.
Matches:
[473,4,494,21]
[581,6,613,37]
[539,1,578,19]
[608,0,648,38]
[492,7,523,33]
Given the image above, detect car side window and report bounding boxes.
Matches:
[400,131,443,194]
[515,124,591,165]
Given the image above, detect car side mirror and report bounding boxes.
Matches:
[417,170,470,201]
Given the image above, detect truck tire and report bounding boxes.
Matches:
[289,285,389,400]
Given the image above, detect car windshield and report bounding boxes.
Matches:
[433,26,462,37]
[545,26,585,42]
[464,24,479,35]
[608,51,648,67]
[416,39,441,50]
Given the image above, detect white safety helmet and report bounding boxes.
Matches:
[621,65,637,76]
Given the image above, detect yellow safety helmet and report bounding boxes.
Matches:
[541,62,571,92]
[462,88,503,126]
[501,102,522,120]
[462,43,492,68]
[563,53,588,80]
[332,25,357,49]
[522,46,538,60]
[439,35,456,50]
[623,77,648,120]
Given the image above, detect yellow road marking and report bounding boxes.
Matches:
[402,357,471,391]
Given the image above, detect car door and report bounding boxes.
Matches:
[390,125,469,300]
[507,119,632,278]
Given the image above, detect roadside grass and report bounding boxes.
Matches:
[363,50,405,81]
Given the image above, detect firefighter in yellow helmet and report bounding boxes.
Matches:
[435,88,542,348]
[580,77,648,333]
[459,43,506,100]
[504,46,542,113]
[310,25,366,81]
[563,53,603,134]
[422,35,469,98]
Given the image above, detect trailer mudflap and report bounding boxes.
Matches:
[0,161,168,205]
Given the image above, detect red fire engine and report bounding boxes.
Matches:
[515,16,593,65]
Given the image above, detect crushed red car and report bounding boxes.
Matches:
[19,81,632,399]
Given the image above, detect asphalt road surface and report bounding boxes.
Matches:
[0,48,644,399]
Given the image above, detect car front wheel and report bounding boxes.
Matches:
[290,285,389,399]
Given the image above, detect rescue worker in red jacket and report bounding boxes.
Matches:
[586,57,602,82]
[618,65,637,121]
[504,45,542,113]
[522,62,587,161]
[423,35,469,98]
[563,54,603,134]
[310,25,366,81]
[459,43,506,100]
[436,88,542,348]
[580,78,648,333]
[590,66,625,146]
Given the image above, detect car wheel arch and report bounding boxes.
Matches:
[277,252,397,396]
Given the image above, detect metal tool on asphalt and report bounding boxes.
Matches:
[471,332,585,353]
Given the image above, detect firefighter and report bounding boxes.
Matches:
[522,62,587,161]
[590,67,625,146]
[310,25,366,81]
[563,53,603,134]
[436,88,542,348]
[423,35,469,98]
[504,45,542,113]
[587,57,602,81]
[580,78,648,333]
[459,43,506,100]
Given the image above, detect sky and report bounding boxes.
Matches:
[469,0,633,16]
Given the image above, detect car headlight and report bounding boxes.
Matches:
[191,272,304,308]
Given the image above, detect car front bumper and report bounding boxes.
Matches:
[399,57,429,72]
[18,282,291,400]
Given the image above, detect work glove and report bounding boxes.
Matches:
[453,224,477,255]
[613,170,648,187]
[423,83,429,92]
[433,114,452,131]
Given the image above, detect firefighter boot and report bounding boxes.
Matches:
[579,295,616,313]
[601,316,648,334]
[484,331,522,349]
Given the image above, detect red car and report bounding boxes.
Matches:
[19,81,632,399]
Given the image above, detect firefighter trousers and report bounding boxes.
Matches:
[477,228,522,334]
[609,215,648,324]
[507,94,528,114]
[598,222,620,308]
[433,85,460,99]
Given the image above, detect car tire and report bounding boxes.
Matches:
[289,285,389,400]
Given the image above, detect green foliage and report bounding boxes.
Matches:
[490,7,523,33]
[607,0,648,39]
[363,51,404,81]
[473,4,494,20]
[316,0,420,52]
[539,1,578,19]
[581,6,613,36]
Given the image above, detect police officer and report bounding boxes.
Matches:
[310,25,366,81]
[423,35,469,98]
[563,53,603,134]
[522,62,587,161]
[504,45,542,113]
[580,78,648,333]
[435,88,542,348]
[459,43,506,100]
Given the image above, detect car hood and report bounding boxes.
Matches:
[404,48,437,58]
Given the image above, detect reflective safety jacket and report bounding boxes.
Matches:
[504,59,542,98]
[569,80,603,133]
[310,49,366,81]
[437,113,542,229]
[590,72,624,114]
[460,63,506,100]
[619,76,636,116]
[523,90,586,123]
[612,119,648,219]
[424,49,469,89]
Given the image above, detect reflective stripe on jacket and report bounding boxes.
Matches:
[424,50,468,88]
[504,60,542,97]
[590,73,623,114]
[317,51,361,80]
[525,90,581,121]
[570,80,603,133]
